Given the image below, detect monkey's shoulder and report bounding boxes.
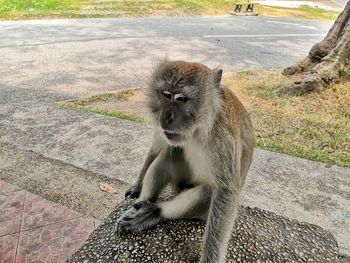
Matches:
[218,86,254,138]
[221,86,246,115]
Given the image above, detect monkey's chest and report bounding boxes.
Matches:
[183,142,215,185]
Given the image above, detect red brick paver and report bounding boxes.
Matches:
[0,191,25,237]
[0,234,18,263]
[0,180,97,263]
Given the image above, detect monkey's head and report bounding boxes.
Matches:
[148,60,223,146]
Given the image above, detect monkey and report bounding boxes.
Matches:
[116,59,255,263]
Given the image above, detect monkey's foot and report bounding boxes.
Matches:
[115,201,162,235]
[125,184,141,199]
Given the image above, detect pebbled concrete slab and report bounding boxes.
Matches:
[242,150,350,256]
[68,198,340,262]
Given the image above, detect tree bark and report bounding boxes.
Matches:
[279,1,350,95]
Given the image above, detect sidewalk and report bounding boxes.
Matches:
[0,180,100,262]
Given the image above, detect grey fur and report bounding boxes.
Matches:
[116,60,255,263]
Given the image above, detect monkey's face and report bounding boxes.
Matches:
[148,61,211,146]
[158,89,200,145]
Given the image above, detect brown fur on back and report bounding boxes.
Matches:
[219,87,253,137]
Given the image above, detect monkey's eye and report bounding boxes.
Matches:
[162,91,172,100]
[174,94,188,102]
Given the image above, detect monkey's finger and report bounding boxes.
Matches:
[125,190,132,198]
[121,214,135,221]
[125,187,141,199]
[125,190,136,198]
[129,191,141,198]
[115,221,131,236]
[133,200,155,210]
[132,201,144,210]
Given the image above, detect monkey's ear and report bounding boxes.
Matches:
[213,69,223,88]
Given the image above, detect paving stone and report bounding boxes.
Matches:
[17,217,95,262]
[0,180,21,194]
[0,191,25,236]
[0,180,98,262]
[21,192,83,231]
[0,233,19,263]
[68,198,340,262]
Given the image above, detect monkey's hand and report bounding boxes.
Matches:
[125,184,141,199]
[116,201,162,235]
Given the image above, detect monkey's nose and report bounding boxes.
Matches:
[161,110,174,129]
[164,112,174,127]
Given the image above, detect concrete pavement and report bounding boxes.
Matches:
[0,16,349,257]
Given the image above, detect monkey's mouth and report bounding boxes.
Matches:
[164,131,182,141]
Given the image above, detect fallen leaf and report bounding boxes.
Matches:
[99,182,117,194]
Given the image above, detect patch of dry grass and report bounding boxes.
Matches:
[72,90,136,106]
[256,5,339,20]
[59,89,147,124]
[223,70,350,167]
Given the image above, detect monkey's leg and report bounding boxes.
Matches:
[159,184,212,220]
[200,186,240,263]
[125,148,159,199]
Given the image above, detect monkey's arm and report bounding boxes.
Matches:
[125,147,159,198]
[117,151,171,235]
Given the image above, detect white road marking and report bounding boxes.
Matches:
[329,0,346,7]
[266,20,318,30]
[203,33,326,38]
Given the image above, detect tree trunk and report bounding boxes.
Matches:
[279,1,350,95]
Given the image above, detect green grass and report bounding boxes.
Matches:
[0,0,89,19]
[0,0,340,20]
[60,102,148,124]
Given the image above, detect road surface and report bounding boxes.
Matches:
[0,16,332,98]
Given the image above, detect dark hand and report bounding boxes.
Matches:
[125,184,141,199]
[116,201,162,235]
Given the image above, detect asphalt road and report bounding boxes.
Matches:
[0,16,332,98]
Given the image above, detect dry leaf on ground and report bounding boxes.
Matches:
[99,182,118,194]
